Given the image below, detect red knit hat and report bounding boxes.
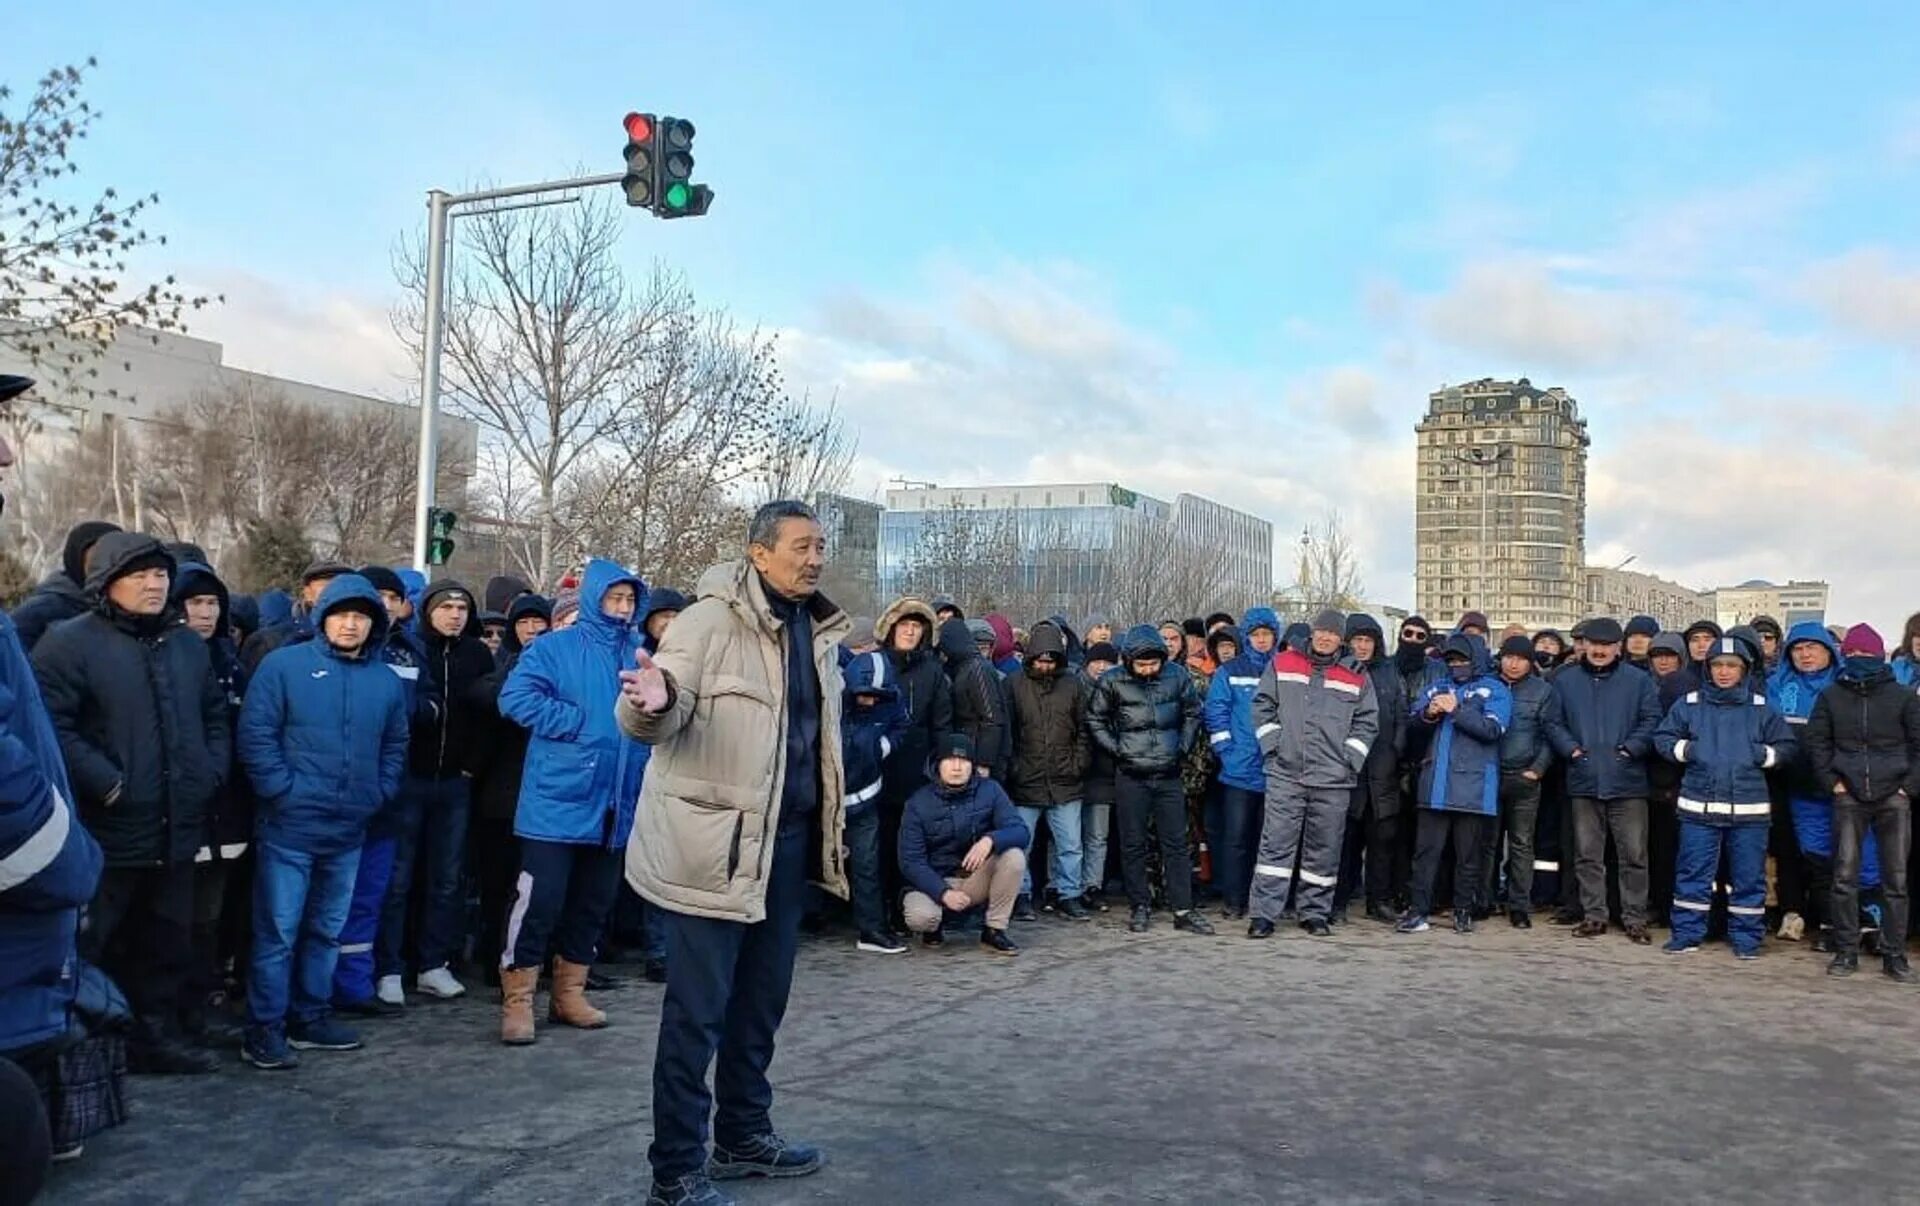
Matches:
[1841,623,1885,660]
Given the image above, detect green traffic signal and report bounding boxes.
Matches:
[664,182,691,210]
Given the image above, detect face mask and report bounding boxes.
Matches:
[1448,661,1474,683]
[1534,651,1557,669]
[1844,655,1884,677]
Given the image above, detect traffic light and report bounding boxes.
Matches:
[427,507,457,566]
[621,111,657,209]
[654,116,713,218]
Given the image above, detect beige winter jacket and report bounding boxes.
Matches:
[619,559,851,922]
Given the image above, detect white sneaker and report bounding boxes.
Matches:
[376,974,406,1006]
[416,966,466,999]
[1778,911,1805,942]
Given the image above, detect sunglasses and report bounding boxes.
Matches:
[1401,629,1429,640]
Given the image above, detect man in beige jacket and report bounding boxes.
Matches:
[618,500,850,1206]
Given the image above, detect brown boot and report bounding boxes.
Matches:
[499,966,539,1045]
[548,958,608,1029]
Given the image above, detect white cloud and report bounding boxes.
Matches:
[179,268,413,400]
[1803,247,1920,347]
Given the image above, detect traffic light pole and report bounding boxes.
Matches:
[409,172,624,572]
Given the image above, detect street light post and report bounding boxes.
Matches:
[1450,445,1512,615]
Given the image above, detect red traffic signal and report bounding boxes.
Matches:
[623,112,654,143]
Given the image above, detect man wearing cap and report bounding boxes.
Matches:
[897,732,1031,951]
[1545,617,1663,943]
[1751,616,1784,674]
[376,578,494,1005]
[240,560,352,675]
[1654,637,1796,960]
[1806,624,1920,980]
[1487,633,1554,926]
[1623,616,1659,671]
[1247,609,1379,939]
[32,533,230,1073]
[9,519,120,652]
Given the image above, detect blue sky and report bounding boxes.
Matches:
[14,4,1920,621]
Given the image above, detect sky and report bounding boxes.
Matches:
[13,3,1920,626]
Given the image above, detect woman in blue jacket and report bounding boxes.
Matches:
[496,558,647,1045]
[1654,638,1796,959]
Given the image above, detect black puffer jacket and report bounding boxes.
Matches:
[1086,631,1200,779]
[469,594,551,822]
[411,579,498,779]
[877,598,953,808]
[1007,621,1089,806]
[31,533,230,867]
[10,520,121,651]
[1806,663,1920,802]
[938,617,1007,776]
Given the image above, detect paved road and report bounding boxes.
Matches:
[41,911,1920,1204]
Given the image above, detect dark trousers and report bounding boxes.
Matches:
[187,860,231,1013]
[1833,795,1912,957]
[649,824,808,1182]
[1115,773,1193,913]
[843,805,887,936]
[473,816,521,976]
[1769,791,1807,917]
[1646,790,1679,924]
[1479,773,1542,914]
[1411,810,1486,917]
[378,775,471,976]
[503,839,622,970]
[1572,796,1649,927]
[1208,785,1263,912]
[83,864,195,1034]
[1336,769,1401,912]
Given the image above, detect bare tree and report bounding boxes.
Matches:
[395,192,671,586]
[0,59,216,398]
[1297,508,1367,613]
[751,389,856,505]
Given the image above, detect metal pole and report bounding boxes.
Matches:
[411,189,452,572]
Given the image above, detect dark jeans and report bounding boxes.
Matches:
[1115,773,1193,912]
[649,824,808,1181]
[843,805,887,936]
[1208,786,1263,912]
[1480,773,1542,914]
[1646,790,1678,924]
[1572,796,1649,927]
[247,842,359,1029]
[1411,810,1486,917]
[378,775,471,976]
[503,839,622,969]
[473,816,521,975]
[1335,775,1401,912]
[83,864,195,1032]
[1833,794,1913,956]
[1769,790,1807,917]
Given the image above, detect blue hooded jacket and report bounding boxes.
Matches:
[1766,622,1839,802]
[1655,641,1797,825]
[0,604,102,1052]
[1411,634,1512,815]
[841,650,906,816]
[237,575,411,856]
[500,558,648,848]
[1204,608,1280,793]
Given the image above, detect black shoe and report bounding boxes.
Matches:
[1328,906,1349,926]
[1128,906,1151,933]
[980,927,1021,956]
[855,930,908,954]
[1365,901,1398,925]
[1548,909,1582,927]
[1058,896,1091,922]
[1885,956,1914,983]
[1828,951,1859,977]
[336,994,405,1018]
[644,958,669,984]
[132,1036,221,1075]
[1012,894,1039,922]
[1508,910,1532,929]
[647,1172,738,1206]
[921,926,945,947]
[1811,930,1835,954]
[585,969,623,992]
[1247,918,1275,939]
[709,1133,825,1181]
[1174,910,1215,936]
[1301,918,1331,937]
[1453,910,1474,934]
[1082,890,1110,913]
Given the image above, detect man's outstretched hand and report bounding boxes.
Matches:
[620,648,670,714]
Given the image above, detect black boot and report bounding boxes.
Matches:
[1828,951,1859,977]
[1508,909,1532,929]
[1173,910,1215,936]
[1885,955,1914,983]
[1247,918,1275,939]
[132,1017,220,1075]
[1365,900,1398,924]
[1128,906,1151,933]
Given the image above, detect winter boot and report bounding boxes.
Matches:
[500,966,539,1045]
[548,958,609,1029]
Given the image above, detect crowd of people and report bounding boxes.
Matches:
[4,487,1919,1206]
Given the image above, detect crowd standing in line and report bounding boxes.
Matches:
[5,474,1920,1203]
